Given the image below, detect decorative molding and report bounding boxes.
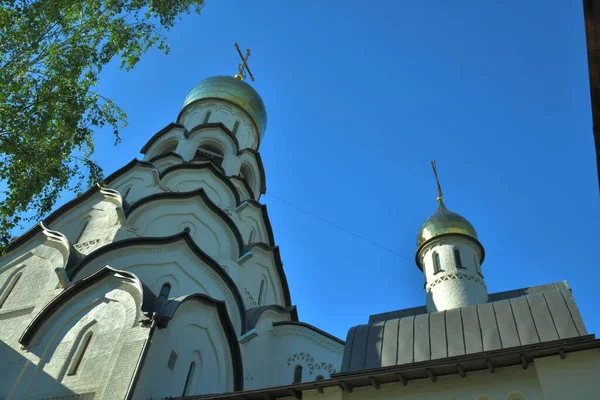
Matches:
[273,324,344,355]
[426,272,486,292]
[286,353,337,377]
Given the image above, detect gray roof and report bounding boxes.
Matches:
[341,282,588,373]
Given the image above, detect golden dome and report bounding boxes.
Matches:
[181,75,267,138]
[417,199,478,247]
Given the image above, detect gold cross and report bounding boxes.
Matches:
[234,42,255,81]
[431,160,444,202]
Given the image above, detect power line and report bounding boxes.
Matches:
[265,192,414,263]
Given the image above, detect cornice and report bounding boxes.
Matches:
[246,305,298,330]
[19,267,157,347]
[67,231,248,333]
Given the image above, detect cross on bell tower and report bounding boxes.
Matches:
[234,42,255,81]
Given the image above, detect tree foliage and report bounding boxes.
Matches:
[0,0,203,249]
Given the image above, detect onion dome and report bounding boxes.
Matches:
[181,75,267,137]
[417,199,478,247]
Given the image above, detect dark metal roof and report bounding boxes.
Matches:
[342,284,587,373]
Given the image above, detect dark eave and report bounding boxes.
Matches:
[138,122,267,193]
[176,335,599,400]
[148,151,185,164]
[104,158,156,184]
[246,305,299,330]
[125,188,246,258]
[67,231,248,333]
[273,321,345,346]
[160,163,242,206]
[245,243,292,307]
[19,267,157,347]
[140,122,186,154]
[159,293,244,391]
[583,0,600,189]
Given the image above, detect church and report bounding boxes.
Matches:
[0,54,599,400]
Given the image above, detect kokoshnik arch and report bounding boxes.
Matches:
[0,46,598,400]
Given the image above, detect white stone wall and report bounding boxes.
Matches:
[0,89,345,398]
[419,236,488,312]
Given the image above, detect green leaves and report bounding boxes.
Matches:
[0,0,204,250]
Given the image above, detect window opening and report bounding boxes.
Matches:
[203,111,212,124]
[67,332,93,375]
[168,350,178,370]
[433,252,442,274]
[240,164,255,193]
[258,279,266,306]
[122,187,131,201]
[0,272,22,309]
[195,143,224,167]
[474,254,482,275]
[454,248,464,268]
[158,283,171,301]
[182,361,196,396]
[232,120,240,135]
[293,365,303,383]
[315,375,324,380]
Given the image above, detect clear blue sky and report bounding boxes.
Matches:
[76,0,599,340]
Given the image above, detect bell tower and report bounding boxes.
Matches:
[416,161,488,312]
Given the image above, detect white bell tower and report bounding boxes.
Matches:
[416,161,488,312]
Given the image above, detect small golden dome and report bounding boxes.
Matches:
[417,199,478,247]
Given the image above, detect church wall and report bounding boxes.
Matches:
[300,364,543,400]
[133,300,236,399]
[1,277,149,400]
[534,349,600,400]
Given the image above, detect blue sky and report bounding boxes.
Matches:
[71,0,599,340]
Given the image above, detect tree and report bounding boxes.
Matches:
[0,0,204,249]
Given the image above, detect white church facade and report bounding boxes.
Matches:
[0,73,598,400]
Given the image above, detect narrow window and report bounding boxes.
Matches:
[454,248,464,268]
[258,279,265,306]
[158,283,171,301]
[315,375,324,380]
[248,229,255,244]
[168,350,178,370]
[203,111,212,124]
[474,254,483,276]
[293,365,303,383]
[232,120,240,135]
[240,164,255,193]
[433,252,442,274]
[67,332,93,375]
[122,187,131,201]
[74,220,89,243]
[0,272,22,309]
[182,361,196,396]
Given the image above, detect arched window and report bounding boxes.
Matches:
[293,365,303,383]
[240,163,255,193]
[0,272,22,309]
[433,252,442,274]
[74,220,90,243]
[67,331,93,375]
[232,120,240,135]
[158,283,171,301]
[315,375,325,380]
[182,361,196,396]
[258,278,266,306]
[195,142,224,167]
[203,110,212,124]
[454,248,464,269]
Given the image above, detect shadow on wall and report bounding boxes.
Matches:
[0,339,76,399]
